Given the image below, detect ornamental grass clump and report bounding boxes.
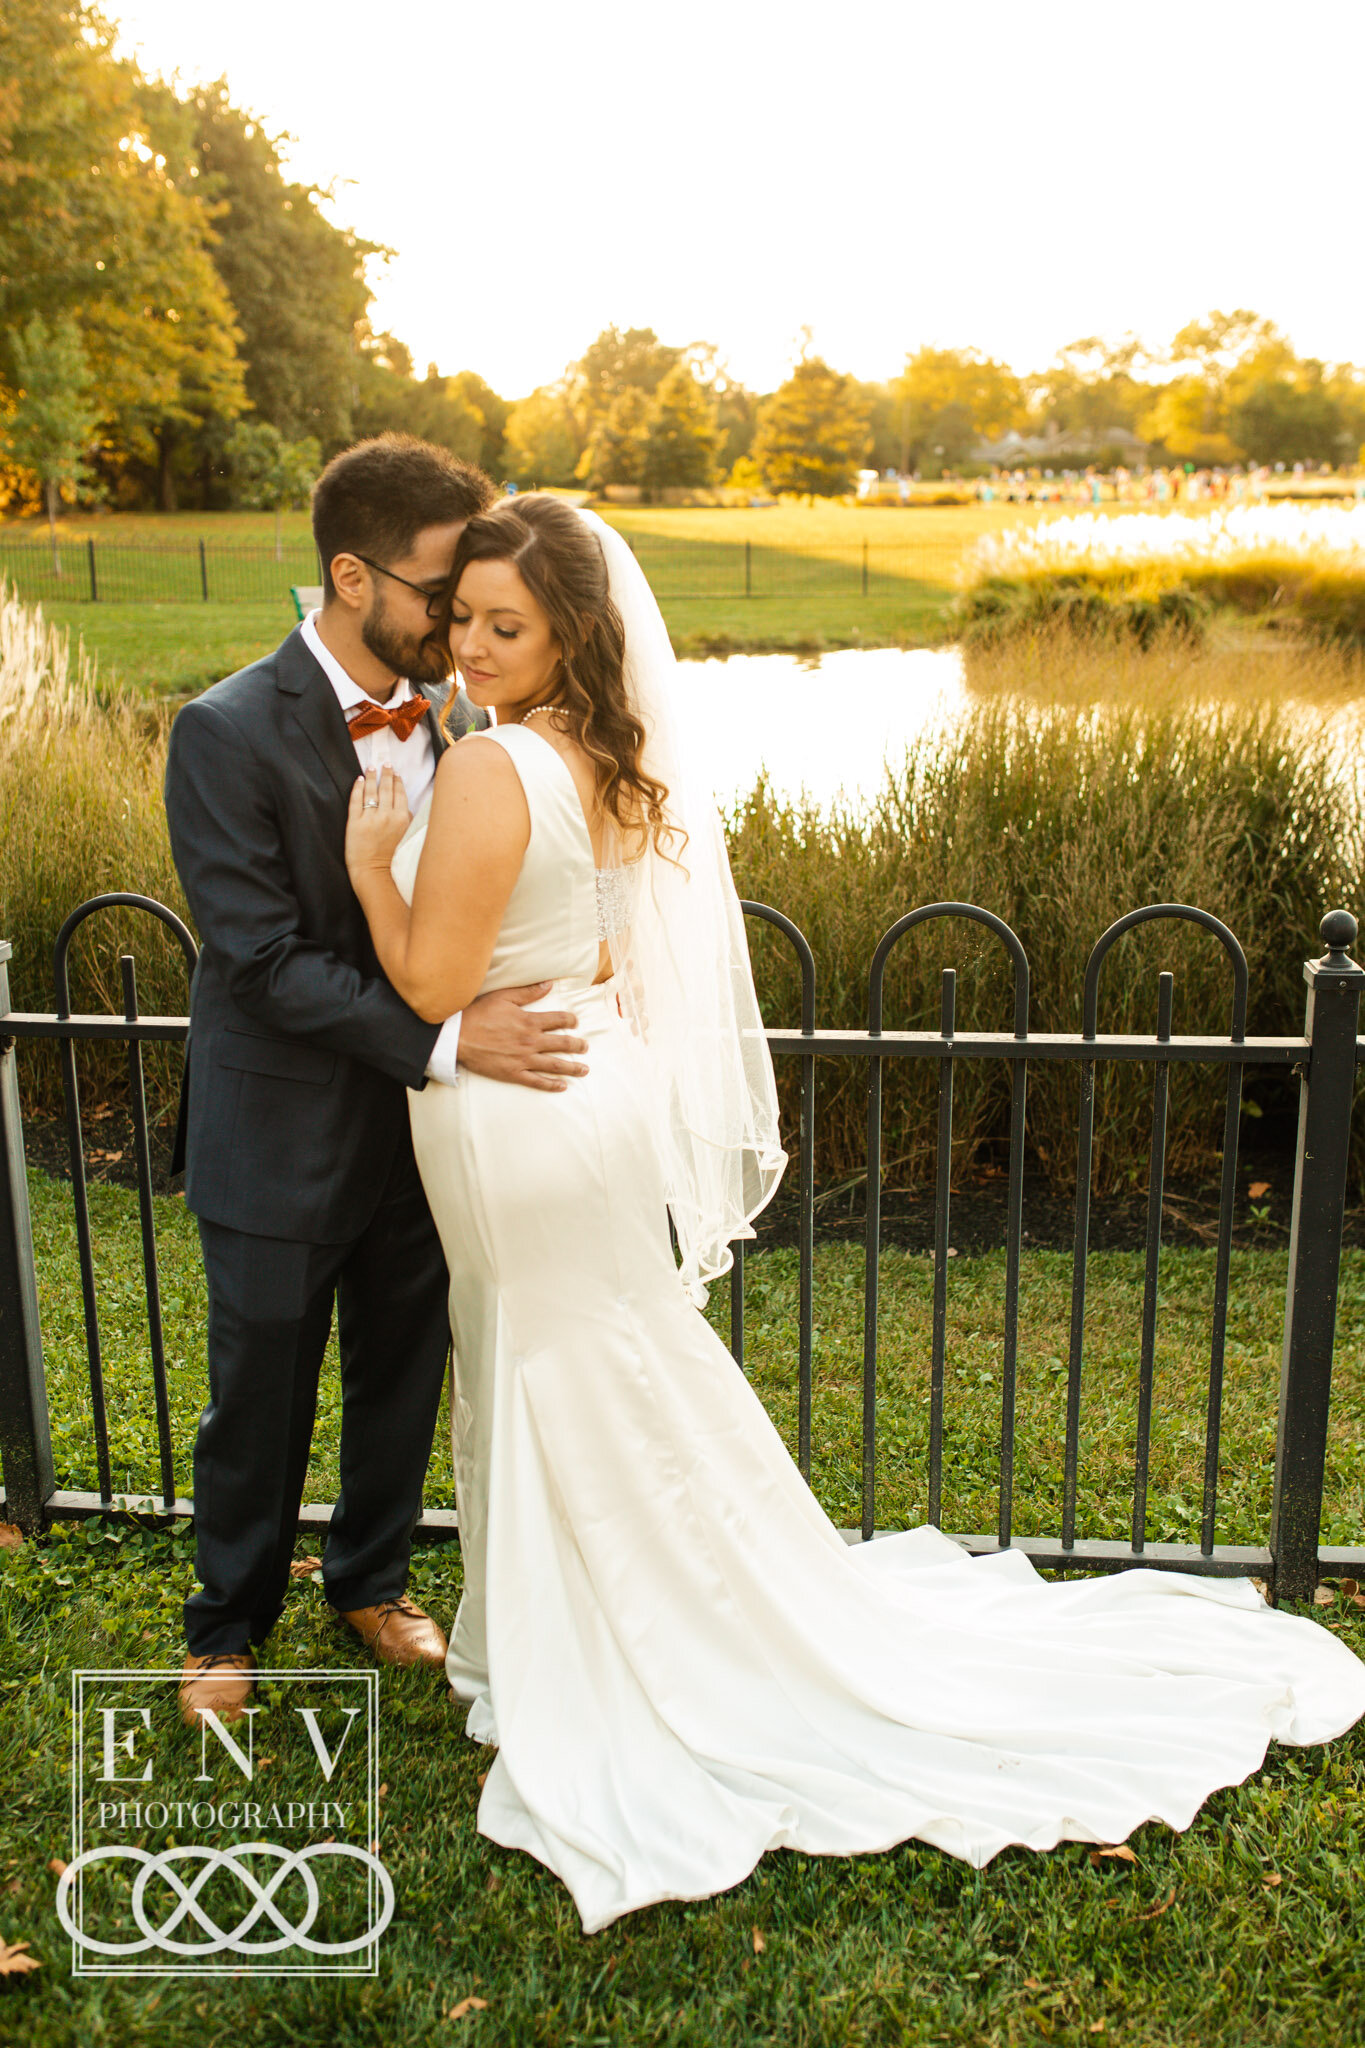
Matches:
[0,583,190,1113]
[959,504,1365,646]
[727,686,1363,1196]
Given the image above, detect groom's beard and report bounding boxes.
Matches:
[361,589,452,686]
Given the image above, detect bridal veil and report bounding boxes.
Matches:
[575,507,786,1303]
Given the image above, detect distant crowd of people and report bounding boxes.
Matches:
[860,461,1362,509]
[976,462,1355,508]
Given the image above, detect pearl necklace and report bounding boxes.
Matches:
[520,704,560,726]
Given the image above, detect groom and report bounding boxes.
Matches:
[164,434,587,1726]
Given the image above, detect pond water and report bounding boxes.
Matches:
[673,647,966,813]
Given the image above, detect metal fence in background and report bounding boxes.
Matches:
[0,538,324,607]
[0,534,966,607]
[1,896,1363,1606]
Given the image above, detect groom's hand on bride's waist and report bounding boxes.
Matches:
[457,984,588,1091]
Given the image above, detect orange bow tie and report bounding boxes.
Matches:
[347,694,430,743]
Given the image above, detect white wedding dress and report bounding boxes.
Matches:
[394,720,1365,1937]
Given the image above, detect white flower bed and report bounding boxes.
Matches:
[970,504,1365,582]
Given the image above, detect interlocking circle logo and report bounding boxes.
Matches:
[55,1841,394,1958]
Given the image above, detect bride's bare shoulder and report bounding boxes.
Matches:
[435,729,516,779]
[429,731,529,834]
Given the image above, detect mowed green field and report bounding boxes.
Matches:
[2,1170,1363,2046]
[6,502,1066,690]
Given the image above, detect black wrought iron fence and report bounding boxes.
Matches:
[0,539,323,607]
[0,535,965,606]
[2,896,1362,1605]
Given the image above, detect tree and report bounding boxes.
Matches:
[1140,309,1296,465]
[2,313,100,565]
[174,81,380,454]
[571,327,679,427]
[447,370,509,475]
[643,362,721,491]
[1138,377,1241,465]
[680,344,756,472]
[0,2,247,509]
[893,347,1023,471]
[502,386,583,487]
[1028,335,1150,441]
[224,420,320,556]
[349,338,485,463]
[1228,368,1348,467]
[751,356,870,496]
[577,386,652,490]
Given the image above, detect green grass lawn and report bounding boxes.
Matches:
[24,1172,1364,1549]
[1,1172,1362,2044]
[44,601,299,699]
[5,503,1068,688]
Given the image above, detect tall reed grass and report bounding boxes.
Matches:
[3,586,1362,1193]
[961,504,1365,645]
[0,585,190,1111]
[727,645,1363,1193]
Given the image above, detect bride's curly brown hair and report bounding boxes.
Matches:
[441,494,672,854]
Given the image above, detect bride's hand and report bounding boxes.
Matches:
[345,765,412,875]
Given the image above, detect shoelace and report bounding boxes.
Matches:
[373,1595,420,1622]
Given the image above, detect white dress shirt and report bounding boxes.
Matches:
[303,611,461,1084]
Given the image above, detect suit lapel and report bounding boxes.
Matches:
[417,681,450,762]
[418,680,488,750]
[276,629,362,803]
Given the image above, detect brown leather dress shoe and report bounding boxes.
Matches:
[333,1594,448,1669]
[179,1651,256,1728]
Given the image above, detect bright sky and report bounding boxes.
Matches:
[110,0,1363,400]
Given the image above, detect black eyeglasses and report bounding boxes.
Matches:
[353,555,451,620]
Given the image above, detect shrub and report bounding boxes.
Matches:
[963,505,1365,647]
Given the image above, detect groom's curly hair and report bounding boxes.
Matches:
[443,494,674,855]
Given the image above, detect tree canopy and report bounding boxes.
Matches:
[752,357,869,497]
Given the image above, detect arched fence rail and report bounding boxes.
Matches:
[1,897,1363,1606]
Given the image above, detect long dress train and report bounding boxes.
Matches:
[395,721,1365,1936]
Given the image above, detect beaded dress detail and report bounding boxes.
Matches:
[594,863,638,941]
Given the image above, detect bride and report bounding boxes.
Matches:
[344,493,1365,1936]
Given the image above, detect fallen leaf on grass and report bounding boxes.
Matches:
[1342,1578,1359,1596]
[485,1874,501,1893]
[288,1555,323,1578]
[476,1770,488,1789]
[1023,1977,1042,1990]
[449,1996,489,2019]
[0,1939,41,1975]
[47,1859,67,1878]
[1248,1181,1271,1200]
[1263,1872,1283,1888]
[1090,1845,1137,1866]
[752,1926,766,1954]
[1133,1885,1177,1920]
[1089,2023,1106,2037]
[1313,1588,1335,1606]
[0,1524,23,1550]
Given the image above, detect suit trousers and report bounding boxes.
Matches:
[183,1134,451,1655]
